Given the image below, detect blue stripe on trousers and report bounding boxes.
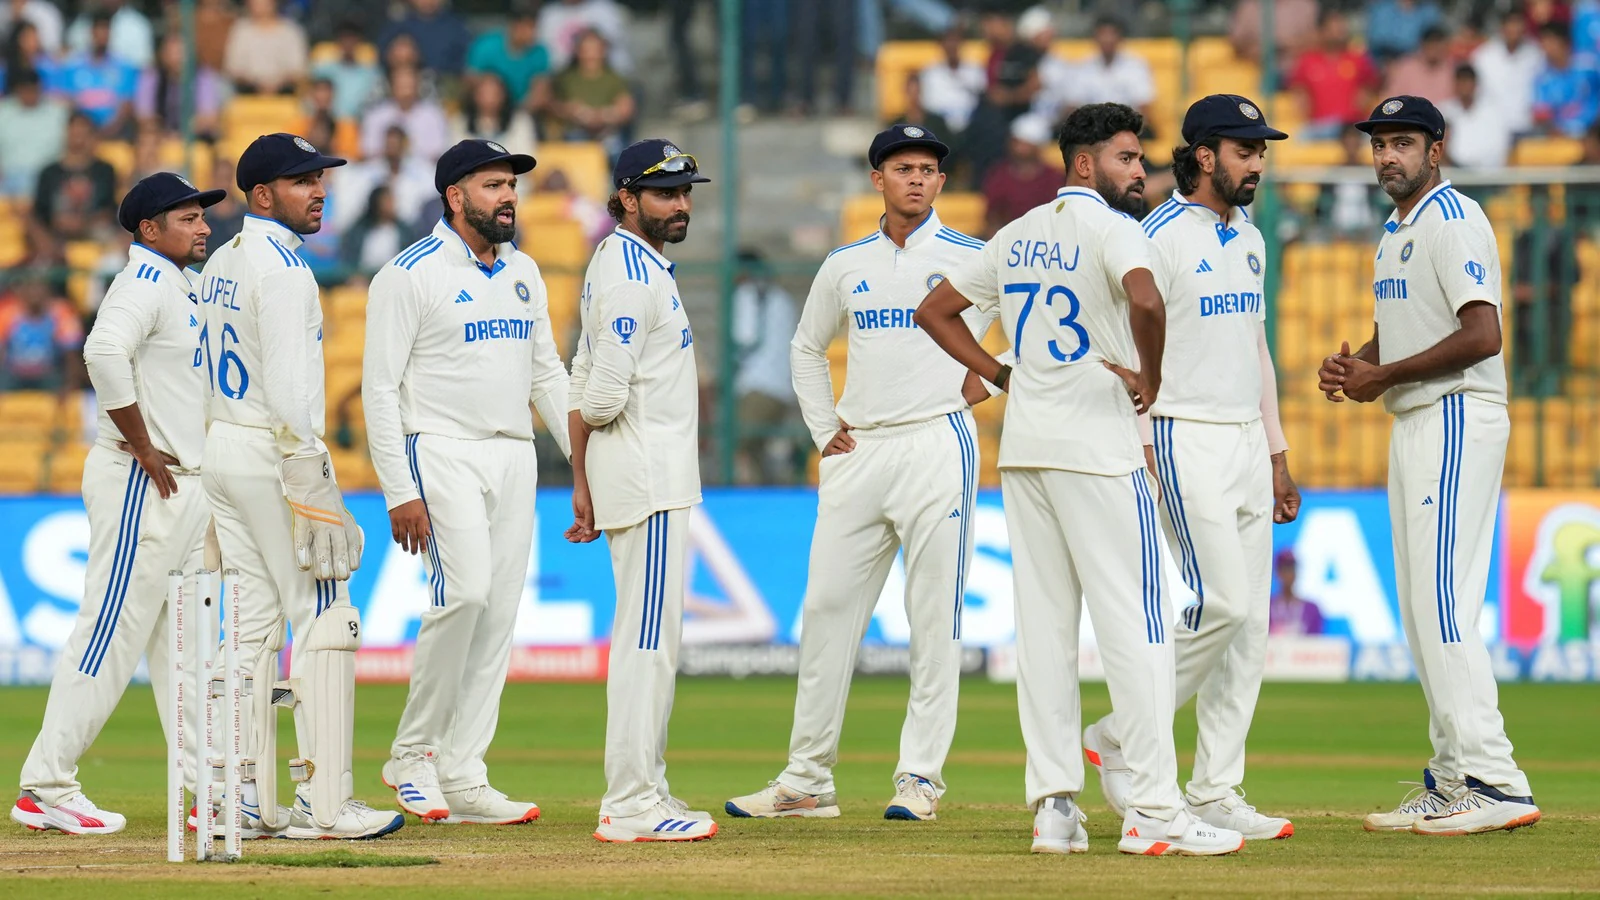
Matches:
[652,512,668,649]
[639,512,668,650]
[947,412,975,640]
[80,466,151,676]
[1436,394,1464,643]
[1155,417,1205,629]
[405,435,446,608]
[1132,471,1164,644]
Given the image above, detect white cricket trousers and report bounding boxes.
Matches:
[1098,418,1273,804]
[601,505,691,818]
[391,433,538,791]
[1389,393,1529,796]
[1002,466,1183,818]
[778,411,977,797]
[202,421,356,802]
[20,444,209,804]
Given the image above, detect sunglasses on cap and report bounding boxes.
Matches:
[622,153,699,187]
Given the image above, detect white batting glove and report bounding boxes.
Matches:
[278,451,360,581]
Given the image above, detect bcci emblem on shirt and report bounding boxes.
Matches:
[515,280,531,304]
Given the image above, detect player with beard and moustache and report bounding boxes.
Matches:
[364,140,572,825]
[567,139,717,842]
[1083,95,1302,843]
[916,102,1245,856]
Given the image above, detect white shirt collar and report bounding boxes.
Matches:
[1161,189,1250,227]
[128,242,191,287]
[879,207,943,251]
[1388,179,1455,230]
[612,226,676,276]
[242,213,305,250]
[432,216,513,277]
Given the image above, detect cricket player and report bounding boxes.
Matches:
[1083,95,1301,841]
[916,103,1244,856]
[568,139,716,842]
[11,174,223,835]
[366,139,570,824]
[199,133,402,840]
[1318,96,1540,835]
[726,124,997,822]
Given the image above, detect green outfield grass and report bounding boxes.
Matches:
[0,677,1596,898]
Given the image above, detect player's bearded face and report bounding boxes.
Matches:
[1094,168,1146,218]
[635,187,693,245]
[1371,130,1435,201]
[463,192,517,244]
[267,172,328,235]
[1091,133,1148,218]
[148,202,211,267]
[1212,139,1265,207]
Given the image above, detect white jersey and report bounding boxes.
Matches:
[1373,180,1507,414]
[81,243,208,469]
[197,214,326,458]
[570,227,700,531]
[948,186,1152,476]
[363,219,573,512]
[1142,191,1266,424]
[791,208,996,449]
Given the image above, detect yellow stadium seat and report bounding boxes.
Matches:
[46,442,89,493]
[100,140,135,180]
[224,95,302,136]
[309,41,377,67]
[0,391,65,438]
[544,273,581,354]
[0,208,26,268]
[0,438,49,492]
[1511,137,1584,167]
[1275,141,1346,169]
[534,143,610,203]
[522,216,589,272]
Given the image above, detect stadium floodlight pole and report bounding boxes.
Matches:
[1258,0,1281,359]
[716,0,741,485]
[180,0,196,181]
[1173,0,1194,104]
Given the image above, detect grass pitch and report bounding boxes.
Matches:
[0,677,1596,898]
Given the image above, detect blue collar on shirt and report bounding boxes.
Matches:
[1157,190,1249,245]
[878,208,943,251]
[242,212,306,249]
[436,216,511,277]
[613,227,676,277]
[129,241,191,288]
[1387,179,1457,231]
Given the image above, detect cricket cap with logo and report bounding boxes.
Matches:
[867,123,951,168]
[434,138,537,194]
[1181,94,1289,145]
[117,171,226,234]
[613,138,711,191]
[1354,94,1447,139]
[235,132,347,192]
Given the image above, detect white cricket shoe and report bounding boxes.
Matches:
[382,749,450,822]
[594,800,718,842]
[11,791,124,835]
[1363,769,1465,832]
[440,785,539,825]
[188,798,291,839]
[725,781,841,818]
[1031,796,1089,854]
[1118,808,1245,856]
[1411,777,1541,836]
[884,774,939,821]
[282,790,405,840]
[664,795,713,821]
[1083,719,1132,817]
[1189,791,1294,840]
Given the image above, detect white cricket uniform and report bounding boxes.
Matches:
[1094,193,1277,805]
[364,219,572,792]
[948,186,1182,817]
[780,210,993,798]
[570,227,701,818]
[197,213,353,803]
[19,244,210,804]
[1373,181,1529,796]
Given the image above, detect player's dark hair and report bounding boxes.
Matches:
[1171,136,1221,196]
[1057,103,1145,172]
[1540,21,1572,44]
[607,190,628,222]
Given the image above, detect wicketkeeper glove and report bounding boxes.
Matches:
[277,451,364,581]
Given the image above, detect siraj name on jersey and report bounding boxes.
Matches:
[1007,240,1080,271]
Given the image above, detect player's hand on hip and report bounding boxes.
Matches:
[1318,340,1351,402]
[1103,361,1156,415]
[960,370,991,407]
[278,451,360,581]
[821,421,856,457]
[130,445,179,499]
[565,477,599,543]
[1271,451,1301,524]
[389,499,431,556]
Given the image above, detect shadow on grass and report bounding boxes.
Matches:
[242,850,438,868]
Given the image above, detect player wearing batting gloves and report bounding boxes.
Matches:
[11,175,223,836]
[1320,96,1540,836]
[366,140,571,825]
[917,103,1246,857]
[568,140,716,842]
[726,124,999,823]
[199,133,401,840]
[1083,95,1301,842]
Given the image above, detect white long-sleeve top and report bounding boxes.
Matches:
[198,213,326,458]
[363,218,572,511]
[569,227,700,531]
[83,243,208,470]
[791,209,996,451]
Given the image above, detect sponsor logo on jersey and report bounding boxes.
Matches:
[613,316,637,343]
[1195,259,1214,274]
[1006,240,1080,271]
[851,280,870,294]
[1373,278,1409,300]
[1400,240,1414,263]
[455,289,474,304]
[1465,260,1487,285]
[853,308,921,330]
[515,280,531,303]
[1246,251,1262,276]
[1198,292,1263,317]
[464,318,536,342]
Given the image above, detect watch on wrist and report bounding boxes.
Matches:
[994,364,1012,392]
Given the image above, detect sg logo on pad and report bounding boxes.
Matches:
[613,316,637,343]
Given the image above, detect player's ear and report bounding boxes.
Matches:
[1196,143,1214,175]
[869,168,886,194]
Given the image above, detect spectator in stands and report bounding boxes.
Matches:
[1365,0,1443,65]
[1019,6,1073,126]
[3,20,52,92]
[1567,119,1600,222]
[1511,186,1580,396]
[730,249,799,485]
[1440,64,1514,168]
[962,10,1039,186]
[137,32,222,140]
[65,0,151,69]
[1315,128,1387,238]
[1449,16,1487,63]
[360,65,449,161]
[1383,25,1456,103]
[666,0,707,116]
[378,0,471,78]
[191,0,234,71]
[794,0,856,115]
[0,270,82,392]
[740,0,790,116]
[981,113,1057,238]
[550,30,635,157]
[540,0,630,74]
[224,0,308,96]
[918,24,984,136]
[1229,0,1319,69]
[340,184,411,275]
[1577,0,1600,55]
[205,157,245,247]
[1533,21,1600,135]
[1068,15,1153,118]
[1288,9,1381,139]
[33,111,115,238]
[312,20,382,121]
[1268,549,1325,637]
[338,124,434,233]
[899,74,955,163]
[465,0,550,109]
[452,72,538,153]
[1527,0,1574,30]
[129,119,164,185]
[52,10,138,138]
[0,68,67,199]
[1474,9,1548,136]
[0,0,62,56]
[382,32,440,102]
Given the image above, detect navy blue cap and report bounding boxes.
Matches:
[1354,95,1447,139]
[235,132,346,193]
[1181,94,1288,145]
[117,172,226,234]
[613,138,710,190]
[868,123,951,169]
[434,138,536,194]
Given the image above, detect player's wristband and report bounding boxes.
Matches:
[992,364,1012,392]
